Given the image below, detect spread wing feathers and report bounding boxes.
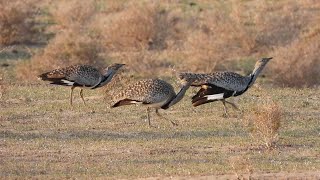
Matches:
[180,72,250,92]
[111,99,142,107]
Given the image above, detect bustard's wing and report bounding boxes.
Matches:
[39,65,101,87]
[180,72,251,92]
[69,65,101,87]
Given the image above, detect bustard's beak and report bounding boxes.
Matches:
[266,57,273,60]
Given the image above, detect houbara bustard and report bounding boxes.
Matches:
[111,78,195,127]
[38,63,125,106]
[179,57,272,116]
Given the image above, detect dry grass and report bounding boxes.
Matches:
[245,100,282,149]
[2,0,320,178]
[0,0,41,46]
[0,74,6,99]
[15,30,107,80]
[49,0,97,30]
[93,2,157,51]
[8,0,320,87]
[229,156,253,179]
[270,27,320,87]
[1,85,320,178]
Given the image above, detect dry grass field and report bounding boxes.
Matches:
[0,84,320,179]
[1,0,320,179]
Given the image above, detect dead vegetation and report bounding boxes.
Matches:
[2,0,319,86]
[1,85,319,178]
[270,27,320,87]
[0,74,6,99]
[229,156,253,180]
[16,30,107,80]
[244,100,282,149]
[0,0,42,46]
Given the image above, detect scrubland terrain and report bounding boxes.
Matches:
[1,0,320,179]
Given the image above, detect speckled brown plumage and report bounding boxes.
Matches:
[113,79,176,106]
[40,65,102,87]
[38,63,125,106]
[179,71,252,92]
[112,78,194,127]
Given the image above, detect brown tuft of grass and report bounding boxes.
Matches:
[10,0,320,86]
[229,156,253,179]
[49,0,97,30]
[16,30,107,80]
[170,1,257,72]
[0,0,41,45]
[245,100,282,149]
[92,2,166,51]
[270,26,320,87]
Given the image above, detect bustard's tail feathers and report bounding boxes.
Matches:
[38,72,75,86]
[192,97,212,107]
[192,93,224,107]
[206,93,224,100]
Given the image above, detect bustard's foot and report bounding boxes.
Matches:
[170,120,179,126]
[148,124,160,129]
[155,109,178,127]
[222,113,229,118]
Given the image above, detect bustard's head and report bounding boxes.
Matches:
[254,57,272,70]
[105,63,125,71]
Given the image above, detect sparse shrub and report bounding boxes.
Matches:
[16,30,107,80]
[229,156,253,179]
[270,27,320,87]
[0,0,40,45]
[245,100,282,149]
[93,2,166,51]
[177,1,257,72]
[49,0,97,29]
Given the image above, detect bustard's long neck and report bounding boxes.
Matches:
[92,69,117,89]
[161,82,192,109]
[247,63,266,87]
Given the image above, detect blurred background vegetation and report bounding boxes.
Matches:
[1,0,319,87]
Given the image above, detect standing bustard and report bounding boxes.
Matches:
[111,78,195,127]
[179,57,272,116]
[38,63,125,106]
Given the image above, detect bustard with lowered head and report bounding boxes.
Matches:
[111,78,194,127]
[38,63,125,106]
[179,57,272,115]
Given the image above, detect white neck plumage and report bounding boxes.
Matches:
[247,64,265,88]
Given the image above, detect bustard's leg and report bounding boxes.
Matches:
[79,89,86,106]
[70,86,75,106]
[146,107,152,127]
[155,109,178,126]
[223,100,239,111]
[221,100,229,117]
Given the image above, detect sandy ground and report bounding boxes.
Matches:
[143,171,320,180]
